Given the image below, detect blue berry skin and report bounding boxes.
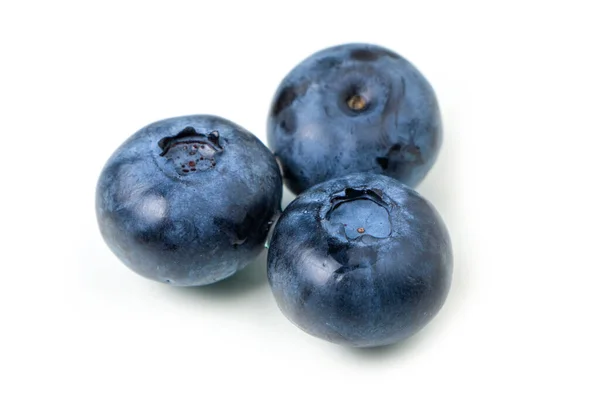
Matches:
[267,173,452,347]
[267,43,442,195]
[96,115,282,286]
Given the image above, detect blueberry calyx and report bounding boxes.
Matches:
[322,187,392,241]
[158,127,223,175]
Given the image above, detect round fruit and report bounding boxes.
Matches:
[267,173,452,347]
[268,43,442,194]
[96,115,282,286]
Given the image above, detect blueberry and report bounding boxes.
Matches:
[267,43,442,194]
[96,115,282,286]
[267,173,452,347]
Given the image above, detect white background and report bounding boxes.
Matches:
[1,1,599,398]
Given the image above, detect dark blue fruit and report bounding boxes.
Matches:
[96,115,282,286]
[267,43,442,194]
[267,173,452,347]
